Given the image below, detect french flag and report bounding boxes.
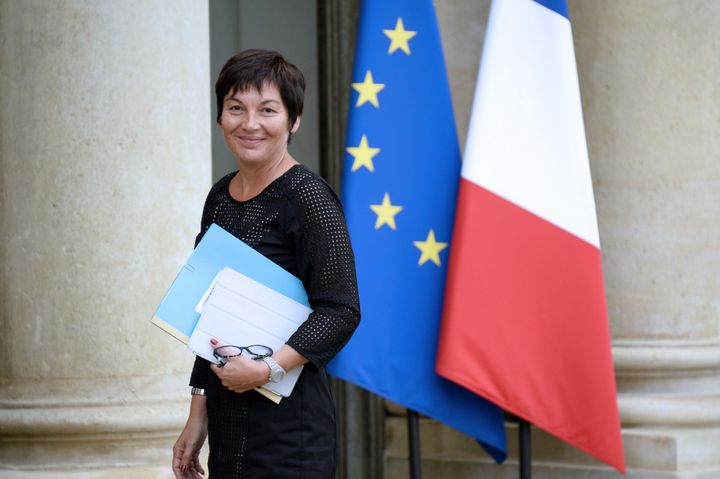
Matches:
[437,0,625,472]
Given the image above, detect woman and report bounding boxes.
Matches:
[172,49,360,478]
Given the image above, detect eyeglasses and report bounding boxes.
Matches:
[213,344,273,367]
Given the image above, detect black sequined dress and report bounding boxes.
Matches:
[189,165,360,478]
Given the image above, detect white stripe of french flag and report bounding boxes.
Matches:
[437,0,625,472]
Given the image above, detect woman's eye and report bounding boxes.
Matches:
[261,108,276,114]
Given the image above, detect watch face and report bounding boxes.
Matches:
[265,357,285,382]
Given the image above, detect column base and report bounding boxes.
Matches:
[0,469,173,479]
[386,459,720,479]
[385,415,720,478]
[0,374,194,477]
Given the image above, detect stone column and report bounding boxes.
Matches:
[0,1,210,477]
[575,1,720,477]
[381,1,720,478]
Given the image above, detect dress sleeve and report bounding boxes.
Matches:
[286,176,361,370]
[189,356,211,388]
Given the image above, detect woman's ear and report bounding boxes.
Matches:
[290,116,301,134]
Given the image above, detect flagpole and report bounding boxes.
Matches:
[519,418,531,479]
[407,409,422,479]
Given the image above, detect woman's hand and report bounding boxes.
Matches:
[172,396,208,478]
[209,339,269,394]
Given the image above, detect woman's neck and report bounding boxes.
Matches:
[229,151,298,201]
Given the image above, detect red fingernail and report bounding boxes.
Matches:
[210,338,218,345]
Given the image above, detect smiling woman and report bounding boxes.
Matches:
[170,49,360,479]
[215,50,304,200]
[219,85,300,190]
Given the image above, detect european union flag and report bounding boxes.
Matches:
[327,0,507,461]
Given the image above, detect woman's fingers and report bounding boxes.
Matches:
[194,456,206,476]
[172,442,186,478]
[209,354,264,393]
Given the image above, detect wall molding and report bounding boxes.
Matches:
[613,340,720,374]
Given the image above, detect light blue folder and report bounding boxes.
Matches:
[152,224,310,343]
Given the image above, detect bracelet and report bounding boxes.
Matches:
[190,387,207,396]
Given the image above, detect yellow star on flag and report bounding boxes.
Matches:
[346,135,380,172]
[413,229,448,267]
[370,193,403,230]
[383,17,417,55]
[352,70,385,108]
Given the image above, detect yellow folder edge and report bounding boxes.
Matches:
[255,387,282,404]
[151,316,190,344]
[150,316,282,404]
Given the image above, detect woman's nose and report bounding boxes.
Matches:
[241,111,259,129]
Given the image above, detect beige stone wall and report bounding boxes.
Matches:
[0,0,210,476]
[382,1,720,478]
[572,1,719,342]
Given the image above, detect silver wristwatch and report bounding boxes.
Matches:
[262,356,286,383]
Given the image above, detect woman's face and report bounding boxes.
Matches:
[219,82,300,167]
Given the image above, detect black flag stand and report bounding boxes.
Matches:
[518,417,532,479]
[407,409,422,479]
[408,409,530,478]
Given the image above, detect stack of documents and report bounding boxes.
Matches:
[190,267,312,398]
[151,224,312,401]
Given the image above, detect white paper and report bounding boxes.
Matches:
[188,267,313,397]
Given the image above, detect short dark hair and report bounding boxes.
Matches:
[215,49,305,131]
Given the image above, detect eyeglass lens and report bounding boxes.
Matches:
[245,345,273,358]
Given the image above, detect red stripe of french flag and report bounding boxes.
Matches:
[437,0,625,472]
